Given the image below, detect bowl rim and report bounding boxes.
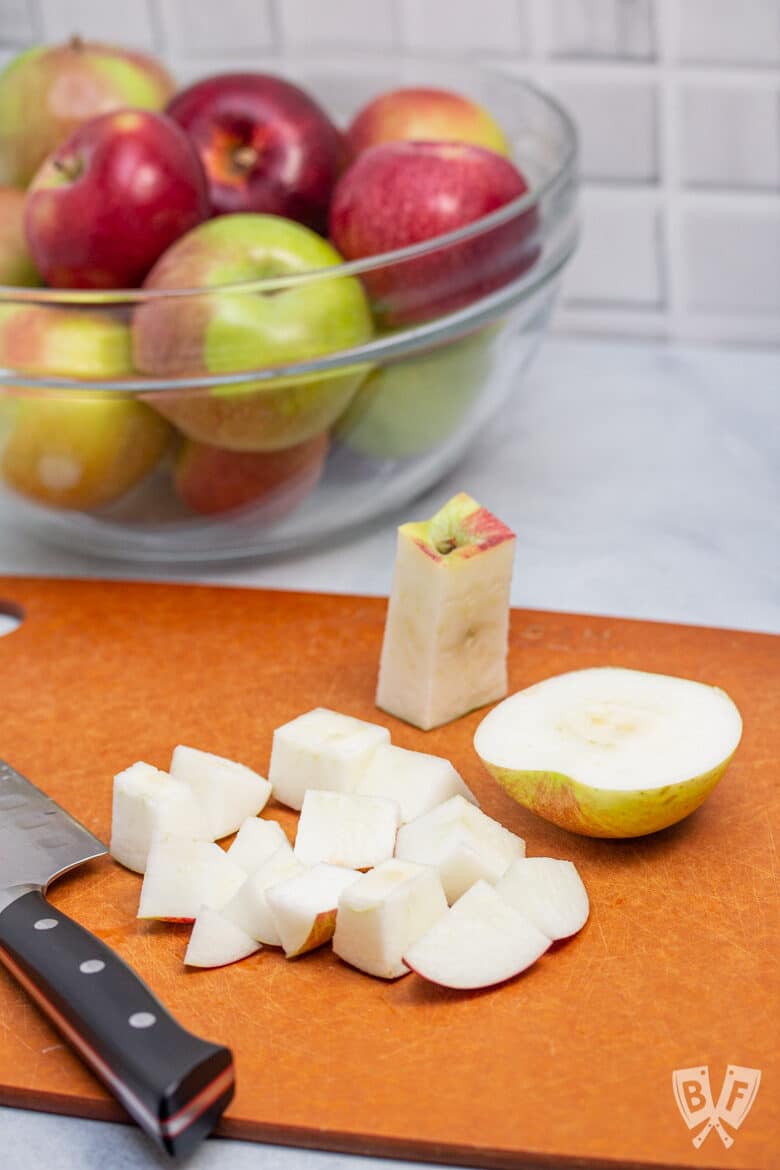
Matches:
[0,65,578,306]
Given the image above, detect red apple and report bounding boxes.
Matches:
[0,187,40,285]
[174,431,328,517]
[166,73,344,233]
[24,110,210,289]
[329,141,538,327]
[347,87,510,158]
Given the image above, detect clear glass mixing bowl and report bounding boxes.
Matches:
[0,56,578,562]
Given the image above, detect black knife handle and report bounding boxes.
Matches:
[0,888,234,1157]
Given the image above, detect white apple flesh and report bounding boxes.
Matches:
[495,858,589,940]
[226,816,291,873]
[395,794,525,903]
[269,707,390,810]
[184,905,262,969]
[265,863,360,957]
[355,743,478,824]
[169,744,271,840]
[403,880,551,990]
[221,847,305,945]
[110,761,210,874]
[333,859,448,979]
[293,790,400,870]
[137,837,246,922]
[376,492,515,730]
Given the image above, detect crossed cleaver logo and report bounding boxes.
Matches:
[672,1065,761,1148]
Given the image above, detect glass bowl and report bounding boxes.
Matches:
[0,56,578,563]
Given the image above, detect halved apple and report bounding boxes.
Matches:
[137,837,245,922]
[184,905,261,969]
[474,667,743,838]
[294,790,400,870]
[495,858,589,940]
[265,863,360,957]
[355,743,477,824]
[169,744,271,840]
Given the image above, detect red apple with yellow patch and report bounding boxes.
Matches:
[347,86,510,157]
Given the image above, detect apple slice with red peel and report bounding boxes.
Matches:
[294,790,399,870]
[265,863,360,957]
[395,794,525,903]
[333,859,448,980]
[226,817,291,873]
[221,847,304,945]
[269,707,390,811]
[169,745,271,840]
[110,762,211,874]
[184,906,261,969]
[137,837,245,922]
[495,858,589,941]
[355,743,477,824]
[403,880,551,990]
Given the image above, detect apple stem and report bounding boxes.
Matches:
[52,156,82,182]
[232,145,259,174]
[69,34,84,52]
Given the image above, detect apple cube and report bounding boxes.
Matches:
[169,744,271,840]
[184,906,261,969]
[137,837,246,922]
[294,790,400,870]
[265,863,360,957]
[394,794,524,903]
[269,707,390,810]
[333,859,448,979]
[495,858,589,940]
[403,880,551,990]
[226,817,291,873]
[221,847,305,945]
[355,743,478,824]
[110,761,210,874]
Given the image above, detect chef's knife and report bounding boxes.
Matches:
[0,758,234,1157]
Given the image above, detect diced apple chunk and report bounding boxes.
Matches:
[184,906,261,969]
[294,790,400,870]
[395,794,524,902]
[137,837,245,922]
[110,761,210,874]
[333,859,448,979]
[355,743,478,824]
[226,817,291,873]
[495,858,589,940]
[265,863,360,957]
[169,745,271,840]
[403,880,551,990]
[269,707,390,810]
[221,847,305,945]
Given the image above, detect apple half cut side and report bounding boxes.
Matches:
[495,858,589,941]
[403,880,551,991]
[474,667,743,838]
[184,905,261,969]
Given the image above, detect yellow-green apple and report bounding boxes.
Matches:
[0,38,175,188]
[137,837,245,923]
[0,304,170,509]
[174,431,328,518]
[355,743,477,825]
[25,110,209,288]
[376,492,516,729]
[293,790,399,870]
[474,667,744,838]
[333,327,496,459]
[168,744,271,841]
[268,707,390,810]
[134,213,374,451]
[0,187,40,285]
[166,73,344,233]
[347,86,510,157]
[329,141,538,326]
[184,905,261,969]
[265,863,361,957]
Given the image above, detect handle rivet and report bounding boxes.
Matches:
[34,918,58,931]
[80,959,105,974]
[129,1012,156,1029]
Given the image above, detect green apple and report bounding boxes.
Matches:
[334,326,497,460]
[0,305,170,509]
[134,213,374,452]
[0,186,40,285]
[0,38,175,187]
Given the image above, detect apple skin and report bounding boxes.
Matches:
[0,303,170,510]
[25,110,210,290]
[329,141,538,327]
[175,431,328,517]
[134,213,374,452]
[347,86,510,158]
[0,187,40,286]
[0,39,175,188]
[166,73,344,233]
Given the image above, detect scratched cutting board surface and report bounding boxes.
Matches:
[0,576,776,1170]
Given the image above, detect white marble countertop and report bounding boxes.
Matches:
[0,335,778,1169]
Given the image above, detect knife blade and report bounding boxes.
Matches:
[0,759,234,1157]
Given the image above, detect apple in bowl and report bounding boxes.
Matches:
[346,86,510,157]
[0,187,40,287]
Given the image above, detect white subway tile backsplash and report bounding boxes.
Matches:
[38,0,157,50]
[678,0,780,66]
[551,79,658,181]
[277,0,396,51]
[0,0,37,44]
[683,204,780,314]
[563,192,663,305]
[549,0,655,59]
[157,0,275,57]
[680,83,780,190]
[398,0,530,56]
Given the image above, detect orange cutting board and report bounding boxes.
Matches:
[0,576,777,1170]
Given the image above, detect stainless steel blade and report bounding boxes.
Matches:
[0,759,107,909]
